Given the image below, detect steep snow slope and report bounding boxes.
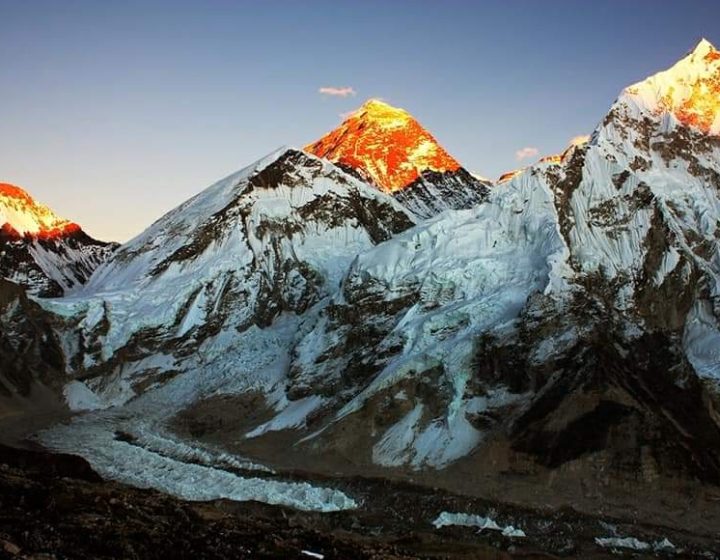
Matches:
[42,148,415,397]
[242,39,720,475]
[469,40,720,486]
[560,39,720,380]
[286,172,568,467]
[621,38,720,135]
[0,183,115,296]
[305,99,490,218]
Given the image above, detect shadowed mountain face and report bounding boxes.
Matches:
[1,40,720,541]
[0,278,67,406]
[0,183,116,297]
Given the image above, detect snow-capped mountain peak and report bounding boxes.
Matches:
[621,38,720,134]
[86,146,414,291]
[691,37,717,57]
[63,146,416,364]
[0,182,115,296]
[305,99,490,218]
[305,99,463,192]
[350,99,415,132]
[0,183,81,239]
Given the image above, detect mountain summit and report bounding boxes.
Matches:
[305,99,490,217]
[0,183,82,239]
[621,38,720,134]
[0,183,115,296]
[305,99,462,192]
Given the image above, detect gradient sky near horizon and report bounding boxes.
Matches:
[2,0,720,242]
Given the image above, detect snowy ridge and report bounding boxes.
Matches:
[84,146,412,293]
[0,183,115,296]
[0,183,77,236]
[391,167,490,219]
[620,38,720,135]
[46,148,414,370]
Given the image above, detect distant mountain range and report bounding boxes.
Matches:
[2,39,720,537]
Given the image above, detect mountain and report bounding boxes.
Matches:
[475,37,720,487]
[41,148,414,401]
[619,38,720,135]
[497,135,590,183]
[3,40,720,540]
[0,183,116,296]
[276,38,720,520]
[0,277,67,415]
[305,99,490,218]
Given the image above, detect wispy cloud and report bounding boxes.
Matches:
[515,146,539,161]
[319,86,356,97]
[569,134,590,146]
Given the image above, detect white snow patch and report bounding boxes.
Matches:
[246,395,325,438]
[595,535,674,552]
[684,301,720,382]
[411,411,482,468]
[373,403,424,467]
[432,512,526,538]
[594,536,650,551]
[177,286,208,337]
[63,381,107,411]
[654,538,676,552]
[372,389,521,469]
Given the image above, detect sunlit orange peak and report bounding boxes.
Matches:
[305,98,461,192]
[569,135,590,147]
[628,38,720,134]
[497,169,523,184]
[538,154,563,165]
[539,136,590,165]
[0,182,80,239]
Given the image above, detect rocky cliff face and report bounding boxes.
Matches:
[0,279,67,398]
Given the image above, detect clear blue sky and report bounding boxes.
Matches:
[2,0,719,241]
